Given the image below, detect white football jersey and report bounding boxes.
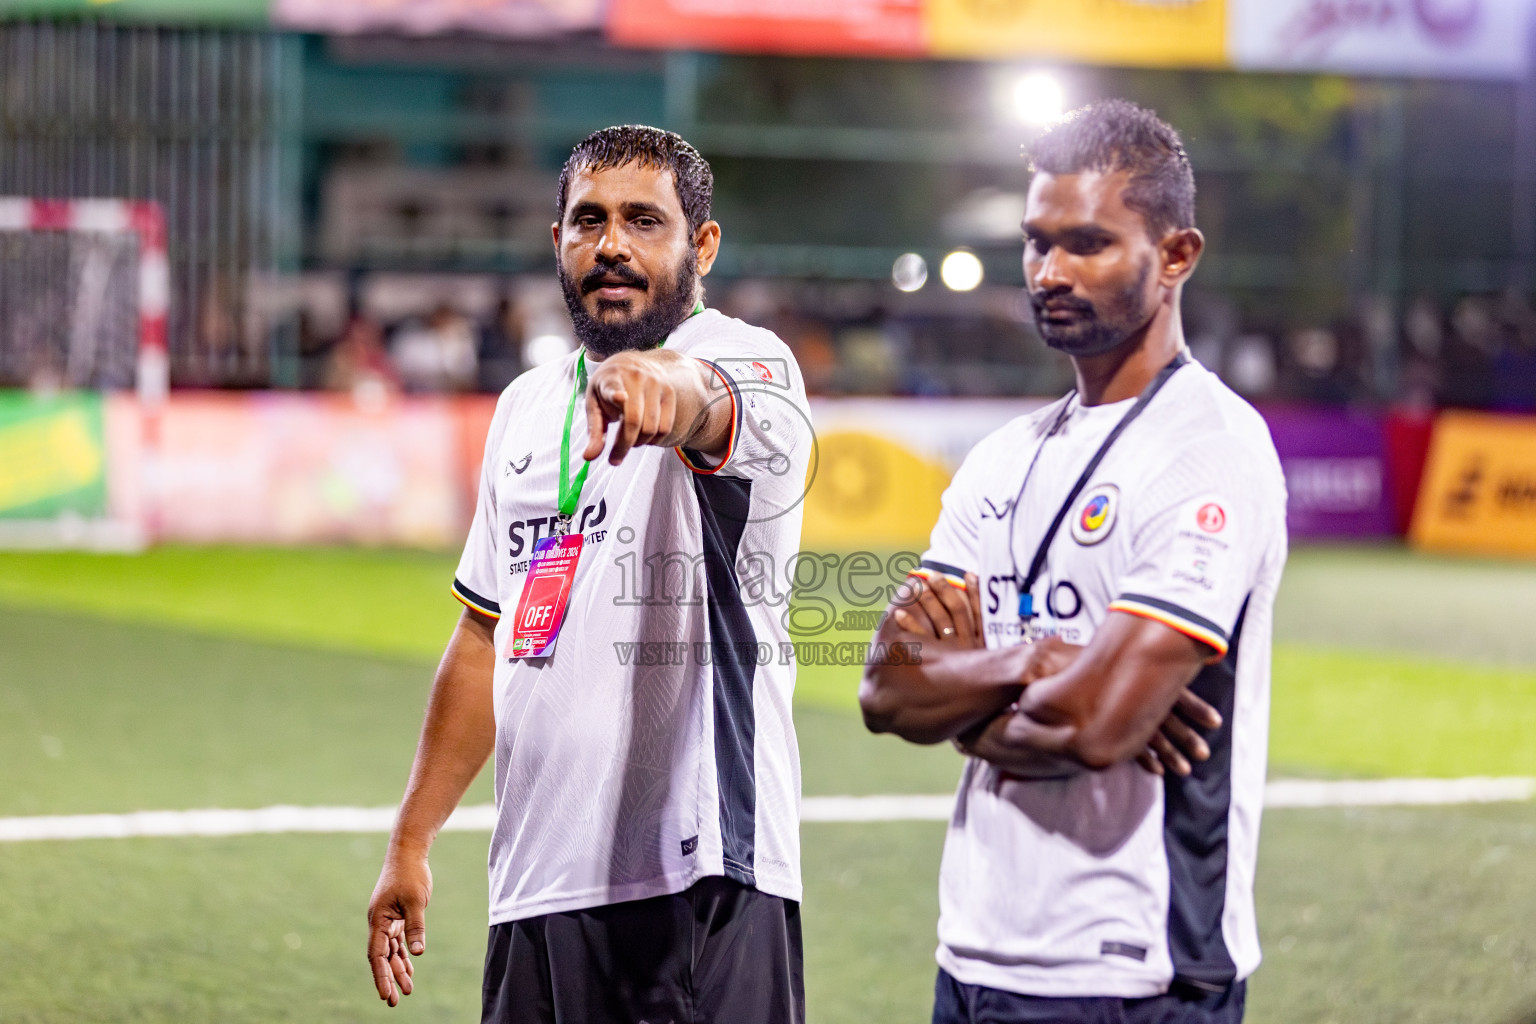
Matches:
[453,309,812,924]
[921,357,1288,998]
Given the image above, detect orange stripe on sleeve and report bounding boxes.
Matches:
[452,585,501,620]
[1107,599,1228,658]
[676,361,738,475]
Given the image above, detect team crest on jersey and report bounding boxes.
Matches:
[1071,483,1119,545]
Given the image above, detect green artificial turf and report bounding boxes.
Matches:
[1274,546,1536,668]
[1270,646,1536,779]
[0,546,462,663]
[8,544,1536,801]
[0,607,482,817]
[6,544,1536,669]
[1248,803,1536,1024]
[0,831,492,1023]
[5,544,1536,1021]
[0,602,954,816]
[7,808,1536,1023]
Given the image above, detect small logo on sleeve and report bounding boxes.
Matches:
[1101,940,1148,962]
[681,835,699,857]
[717,357,790,390]
[1071,483,1120,545]
[1196,502,1227,533]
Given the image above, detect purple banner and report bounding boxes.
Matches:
[1259,406,1394,539]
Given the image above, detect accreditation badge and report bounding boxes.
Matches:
[508,533,583,658]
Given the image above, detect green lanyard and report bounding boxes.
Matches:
[556,351,591,534]
[554,302,705,533]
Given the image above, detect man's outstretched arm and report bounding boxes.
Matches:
[366,606,497,1007]
[583,349,734,465]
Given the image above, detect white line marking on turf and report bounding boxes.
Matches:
[800,795,956,822]
[0,804,496,843]
[1263,776,1536,808]
[2,779,1533,842]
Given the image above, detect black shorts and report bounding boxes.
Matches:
[933,967,1246,1024]
[480,876,804,1024]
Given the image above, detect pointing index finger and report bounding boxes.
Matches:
[583,382,609,462]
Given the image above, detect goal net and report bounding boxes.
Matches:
[0,199,168,550]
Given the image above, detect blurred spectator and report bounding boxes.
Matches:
[1442,296,1499,408]
[25,350,64,396]
[478,296,525,393]
[1398,296,1443,412]
[297,310,336,390]
[393,303,477,392]
[1225,333,1277,398]
[784,319,838,395]
[838,326,900,394]
[269,275,1536,407]
[1283,327,1354,404]
[1493,290,1536,412]
[324,313,399,406]
[1186,292,1240,379]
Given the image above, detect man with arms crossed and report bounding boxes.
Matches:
[367,125,812,1023]
[862,100,1287,1023]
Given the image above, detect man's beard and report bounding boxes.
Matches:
[559,252,698,359]
[1030,261,1154,358]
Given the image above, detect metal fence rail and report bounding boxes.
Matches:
[0,21,292,388]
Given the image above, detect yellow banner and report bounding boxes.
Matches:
[928,0,1226,65]
[0,398,106,516]
[1410,412,1536,558]
[800,430,950,551]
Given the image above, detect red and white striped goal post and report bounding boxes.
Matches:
[0,197,169,406]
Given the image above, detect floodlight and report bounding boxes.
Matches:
[1012,70,1065,126]
[940,250,984,292]
[892,253,928,292]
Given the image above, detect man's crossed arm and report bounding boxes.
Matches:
[859,572,1221,779]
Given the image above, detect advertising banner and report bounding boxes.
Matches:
[149,393,462,547]
[455,394,499,526]
[0,392,107,520]
[1260,406,1396,539]
[1229,0,1530,79]
[607,0,925,56]
[1411,411,1536,557]
[802,398,1045,550]
[1385,409,1435,535]
[926,0,1226,66]
[275,0,602,36]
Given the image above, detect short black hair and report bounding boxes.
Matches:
[556,125,714,234]
[1028,99,1195,240]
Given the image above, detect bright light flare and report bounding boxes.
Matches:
[940,250,984,292]
[891,253,928,292]
[526,333,573,366]
[1011,70,1065,126]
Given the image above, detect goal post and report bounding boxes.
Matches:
[0,198,169,550]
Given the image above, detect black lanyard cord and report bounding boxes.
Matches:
[1008,350,1191,620]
